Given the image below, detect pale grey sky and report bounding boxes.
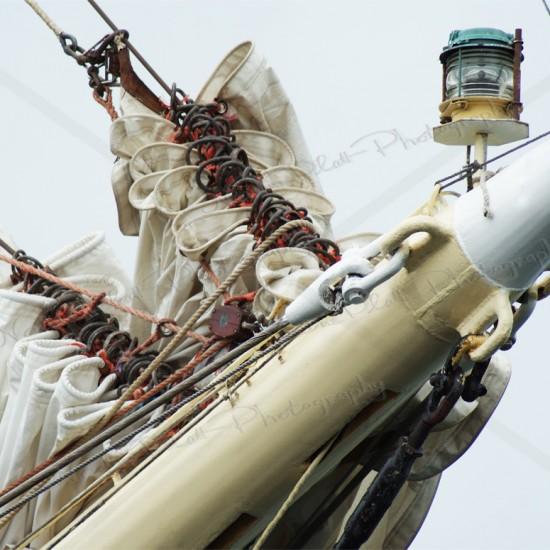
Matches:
[2,1,550,548]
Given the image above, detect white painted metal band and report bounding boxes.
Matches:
[453,140,550,290]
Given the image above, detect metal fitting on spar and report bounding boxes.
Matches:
[283,239,410,324]
[342,248,410,305]
[284,138,550,327]
[453,139,550,290]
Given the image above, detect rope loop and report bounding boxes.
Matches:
[93,88,119,120]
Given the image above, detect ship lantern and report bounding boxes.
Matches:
[433,27,528,146]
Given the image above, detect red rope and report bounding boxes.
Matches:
[97,349,117,376]
[93,88,119,121]
[200,259,231,300]
[0,253,180,333]
[224,290,256,305]
[0,255,245,351]
[114,339,229,420]
[0,444,73,500]
[43,292,106,334]
[200,259,257,305]
[186,330,209,345]
[120,330,162,362]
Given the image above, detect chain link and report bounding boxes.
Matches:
[59,30,127,98]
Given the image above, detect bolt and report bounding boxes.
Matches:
[345,289,366,305]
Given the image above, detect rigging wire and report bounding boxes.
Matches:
[0,319,319,522]
[0,316,290,507]
[0,238,15,257]
[22,0,171,97]
[435,128,550,190]
[86,0,172,95]
[252,434,339,550]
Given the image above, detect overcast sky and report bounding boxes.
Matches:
[2,1,550,548]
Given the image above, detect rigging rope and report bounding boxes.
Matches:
[92,88,118,121]
[23,0,62,37]
[0,252,179,331]
[0,319,317,523]
[88,218,316,436]
[252,434,338,550]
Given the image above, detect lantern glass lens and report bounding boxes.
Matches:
[445,48,514,100]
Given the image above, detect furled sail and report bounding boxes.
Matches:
[0,34,529,550]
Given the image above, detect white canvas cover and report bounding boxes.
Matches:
[0,236,133,548]
[110,62,335,360]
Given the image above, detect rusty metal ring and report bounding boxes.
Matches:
[156,319,177,338]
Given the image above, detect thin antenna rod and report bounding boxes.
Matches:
[87,0,172,96]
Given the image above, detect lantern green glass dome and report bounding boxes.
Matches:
[433,27,528,147]
[440,28,516,101]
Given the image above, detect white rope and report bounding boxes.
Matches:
[23,0,63,37]
[479,171,493,218]
[251,435,337,550]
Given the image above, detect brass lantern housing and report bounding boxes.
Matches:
[433,28,528,146]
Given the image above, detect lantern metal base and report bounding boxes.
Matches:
[433,119,529,146]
